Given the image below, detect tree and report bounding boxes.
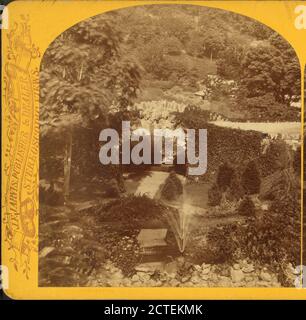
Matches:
[217,162,234,191]
[208,183,222,206]
[242,160,261,195]
[163,36,183,56]
[216,43,245,80]
[229,172,244,200]
[293,145,301,176]
[161,171,183,201]
[202,29,227,60]
[237,196,255,216]
[40,15,141,201]
[269,33,301,101]
[241,44,284,101]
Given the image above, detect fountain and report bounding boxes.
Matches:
[133,170,194,253]
[164,178,194,253]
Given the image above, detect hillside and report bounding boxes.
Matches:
[103,5,301,121]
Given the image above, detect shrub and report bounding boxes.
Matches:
[217,162,234,191]
[242,160,261,195]
[237,196,255,216]
[203,193,300,284]
[169,171,183,193]
[293,145,301,176]
[229,172,244,200]
[39,180,63,205]
[100,195,165,229]
[200,225,239,264]
[104,179,120,198]
[161,171,183,201]
[208,183,222,206]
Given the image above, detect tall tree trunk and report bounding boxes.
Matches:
[64,128,72,204]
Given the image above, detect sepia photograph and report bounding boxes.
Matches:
[38,4,302,288]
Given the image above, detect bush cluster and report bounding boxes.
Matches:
[161,171,183,201]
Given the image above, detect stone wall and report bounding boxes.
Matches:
[86,258,296,288]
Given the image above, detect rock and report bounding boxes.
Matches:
[168,272,176,279]
[159,272,169,282]
[201,267,211,275]
[239,259,249,267]
[246,280,256,287]
[191,276,201,284]
[112,271,124,280]
[245,275,254,282]
[181,276,190,283]
[210,273,219,282]
[155,280,163,287]
[137,272,150,282]
[291,264,300,275]
[122,278,132,286]
[135,262,163,274]
[131,274,140,282]
[194,265,202,271]
[184,281,193,287]
[242,264,255,273]
[231,268,245,283]
[257,280,270,287]
[177,256,185,266]
[104,264,111,271]
[108,279,121,287]
[260,271,272,282]
[170,279,180,287]
[164,261,178,274]
[218,276,231,287]
[201,265,211,274]
[233,264,240,270]
[200,274,209,281]
[219,267,230,277]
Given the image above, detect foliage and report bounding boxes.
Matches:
[293,146,301,176]
[216,43,244,80]
[39,181,63,205]
[104,179,120,198]
[101,229,141,276]
[242,160,261,195]
[229,172,245,200]
[239,40,300,104]
[236,93,300,122]
[163,36,183,55]
[40,14,141,183]
[201,225,240,264]
[161,172,183,201]
[237,196,255,216]
[100,195,166,228]
[202,29,227,60]
[204,192,300,283]
[216,162,235,191]
[208,183,222,207]
[173,105,210,128]
[260,139,291,177]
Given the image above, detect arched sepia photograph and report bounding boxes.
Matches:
[38,4,302,288]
